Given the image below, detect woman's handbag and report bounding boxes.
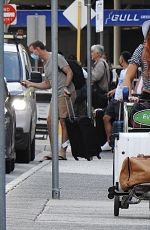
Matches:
[92,83,108,109]
[119,155,150,191]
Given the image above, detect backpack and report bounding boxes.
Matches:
[101,60,113,91]
[59,60,86,90]
[106,65,116,91]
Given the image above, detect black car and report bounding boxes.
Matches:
[4,80,16,173]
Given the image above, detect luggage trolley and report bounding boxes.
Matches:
[108,100,150,216]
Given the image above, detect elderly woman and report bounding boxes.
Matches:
[91,44,110,108]
[124,20,150,100]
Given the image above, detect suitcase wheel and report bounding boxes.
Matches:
[97,153,101,159]
[74,156,79,161]
[86,157,93,161]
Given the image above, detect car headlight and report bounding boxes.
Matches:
[12,99,26,110]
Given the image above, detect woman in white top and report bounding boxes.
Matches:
[102,51,131,151]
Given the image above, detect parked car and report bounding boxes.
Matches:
[4,80,16,173]
[4,40,42,163]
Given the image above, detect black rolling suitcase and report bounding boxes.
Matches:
[65,98,101,161]
[94,109,107,146]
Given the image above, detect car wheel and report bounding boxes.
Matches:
[6,158,12,174]
[31,136,35,161]
[16,133,31,163]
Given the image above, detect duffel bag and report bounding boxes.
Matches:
[119,155,150,191]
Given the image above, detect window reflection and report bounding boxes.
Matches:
[4,52,22,82]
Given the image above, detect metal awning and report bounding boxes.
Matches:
[9,0,51,5]
[9,0,74,6]
[9,0,150,6]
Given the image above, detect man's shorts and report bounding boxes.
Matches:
[49,91,76,119]
[105,99,123,121]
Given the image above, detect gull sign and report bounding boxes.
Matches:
[110,14,139,22]
[105,9,150,26]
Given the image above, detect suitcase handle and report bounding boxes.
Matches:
[118,102,121,121]
[65,96,75,120]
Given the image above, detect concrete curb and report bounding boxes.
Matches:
[6,160,50,194]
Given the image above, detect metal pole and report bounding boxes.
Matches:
[51,0,60,199]
[100,31,103,46]
[4,0,9,34]
[87,0,92,118]
[113,0,121,66]
[0,0,6,229]
[77,0,81,62]
[34,14,38,71]
[113,26,120,66]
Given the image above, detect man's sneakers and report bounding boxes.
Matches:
[101,141,112,151]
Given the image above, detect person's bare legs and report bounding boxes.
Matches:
[39,110,52,161]
[103,114,112,142]
[39,110,52,160]
[46,113,68,159]
[59,118,68,159]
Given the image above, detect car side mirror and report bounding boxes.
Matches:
[30,71,42,83]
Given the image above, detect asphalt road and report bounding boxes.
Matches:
[5,137,48,184]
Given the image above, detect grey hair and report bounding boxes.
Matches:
[91,44,104,55]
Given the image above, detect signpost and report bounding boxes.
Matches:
[27,15,46,46]
[96,0,104,48]
[3,4,17,25]
[113,0,121,67]
[63,0,95,62]
[0,1,6,229]
[64,0,93,116]
[51,0,60,200]
[27,15,46,71]
[77,1,81,62]
[86,0,92,118]
[63,0,95,30]
[96,0,103,33]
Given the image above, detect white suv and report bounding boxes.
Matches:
[4,42,41,163]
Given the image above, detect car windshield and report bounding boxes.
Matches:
[4,51,22,82]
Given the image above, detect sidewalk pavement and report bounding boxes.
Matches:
[6,139,150,230]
